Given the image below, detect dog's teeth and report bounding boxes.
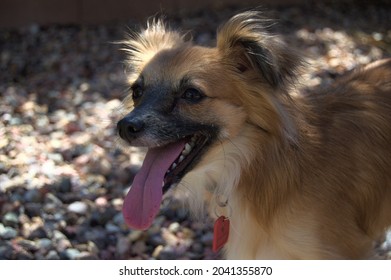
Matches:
[172,163,177,169]
[182,143,192,155]
[179,155,185,163]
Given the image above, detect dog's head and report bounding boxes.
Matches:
[117,11,301,229]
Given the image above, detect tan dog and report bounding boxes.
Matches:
[117,11,391,259]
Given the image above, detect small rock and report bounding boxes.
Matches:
[113,212,127,229]
[132,240,146,255]
[128,230,143,242]
[56,177,72,193]
[56,238,72,252]
[89,207,116,226]
[64,248,81,260]
[24,202,42,217]
[67,201,88,214]
[158,246,177,260]
[64,212,79,225]
[46,250,60,260]
[83,229,107,249]
[23,188,43,203]
[0,223,17,239]
[105,223,120,233]
[191,242,204,254]
[95,196,107,207]
[76,251,99,260]
[2,212,19,227]
[53,230,67,241]
[162,228,179,246]
[45,193,63,206]
[14,249,34,260]
[200,232,214,246]
[111,198,123,210]
[152,245,164,259]
[149,234,164,247]
[27,226,47,239]
[87,241,99,255]
[43,203,58,214]
[37,238,52,251]
[17,239,39,251]
[168,222,181,233]
[116,236,130,256]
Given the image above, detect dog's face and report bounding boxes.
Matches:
[117,12,301,230]
[118,45,246,151]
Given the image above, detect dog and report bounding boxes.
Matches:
[116,11,391,259]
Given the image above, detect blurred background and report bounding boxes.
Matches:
[0,0,390,260]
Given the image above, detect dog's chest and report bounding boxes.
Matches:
[222,212,285,259]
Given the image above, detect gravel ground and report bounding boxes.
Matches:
[1,1,391,260]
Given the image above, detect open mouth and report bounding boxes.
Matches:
[163,134,209,193]
[122,133,212,230]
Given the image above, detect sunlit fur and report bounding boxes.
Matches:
[120,11,391,259]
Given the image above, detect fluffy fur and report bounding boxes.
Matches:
[119,11,391,259]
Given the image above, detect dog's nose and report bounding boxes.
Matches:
[117,117,144,141]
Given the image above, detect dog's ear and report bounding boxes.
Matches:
[122,18,184,80]
[217,11,301,90]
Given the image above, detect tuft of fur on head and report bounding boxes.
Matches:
[121,18,185,84]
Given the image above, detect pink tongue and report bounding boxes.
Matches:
[122,140,186,230]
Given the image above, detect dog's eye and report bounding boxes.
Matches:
[132,85,143,100]
[182,88,203,102]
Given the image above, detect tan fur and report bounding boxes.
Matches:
[121,12,391,259]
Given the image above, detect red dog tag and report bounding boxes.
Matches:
[212,216,230,252]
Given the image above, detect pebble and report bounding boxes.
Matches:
[64,248,82,260]
[2,212,19,227]
[17,239,39,251]
[24,202,42,217]
[67,201,88,214]
[56,177,73,193]
[116,236,130,256]
[23,189,43,203]
[76,251,99,260]
[27,226,47,239]
[168,222,181,233]
[105,223,120,233]
[87,241,99,255]
[46,250,60,260]
[37,238,53,251]
[45,193,63,206]
[128,230,143,242]
[132,241,147,256]
[0,243,13,259]
[191,242,205,254]
[152,245,164,259]
[0,223,18,239]
[200,232,214,246]
[56,239,72,252]
[158,246,178,260]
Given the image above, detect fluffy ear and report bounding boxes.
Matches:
[122,18,184,80]
[217,11,301,90]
